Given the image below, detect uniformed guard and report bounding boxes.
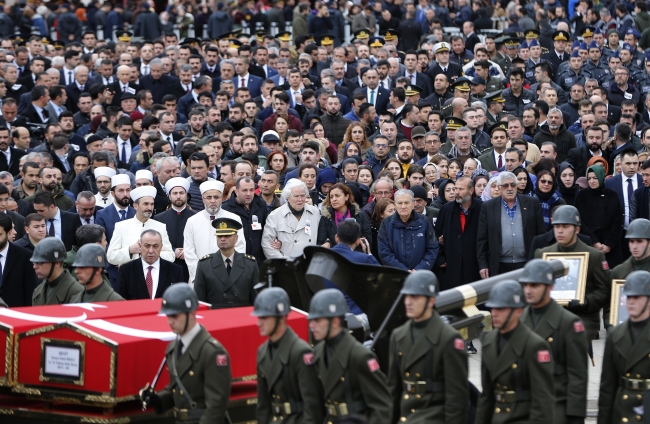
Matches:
[520,260,589,424]
[584,41,610,82]
[388,271,469,423]
[140,283,232,424]
[440,117,466,154]
[254,287,324,424]
[598,270,650,423]
[475,280,556,424]
[31,238,83,305]
[496,37,519,77]
[485,91,506,126]
[70,243,124,303]
[194,217,259,308]
[555,50,591,93]
[309,289,392,424]
[542,30,570,78]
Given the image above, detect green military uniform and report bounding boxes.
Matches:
[194,252,259,308]
[69,275,124,303]
[388,310,469,423]
[32,270,84,306]
[485,76,504,93]
[256,327,324,424]
[612,255,650,280]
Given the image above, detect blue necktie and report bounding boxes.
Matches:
[628,178,634,213]
[121,142,127,163]
[119,210,126,220]
[370,90,375,105]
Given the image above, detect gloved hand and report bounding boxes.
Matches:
[567,299,587,313]
[140,387,162,412]
[566,416,585,424]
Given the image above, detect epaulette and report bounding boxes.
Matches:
[244,254,256,261]
[200,254,212,261]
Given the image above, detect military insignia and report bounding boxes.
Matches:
[454,338,465,350]
[277,303,285,312]
[303,353,314,365]
[98,256,103,263]
[429,285,435,293]
[574,321,585,333]
[329,304,336,313]
[219,222,227,229]
[217,354,228,366]
[54,252,59,258]
[537,350,551,363]
[602,261,609,270]
[367,358,380,372]
[513,295,520,304]
[200,255,211,261]
[185,300,191,308]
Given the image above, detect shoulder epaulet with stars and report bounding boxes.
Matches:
[200,254,212,261]
[244,254,256,261]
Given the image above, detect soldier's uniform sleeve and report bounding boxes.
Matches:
[565,318,589,417]
[200,341,232,424]
[443,333,469,423]
[528,339,556,424]
[193,257,209,302]
[352,348,392,424]
[293,345,324,424]
[256,348,271,424]
[475,350,494,424]
[597,331,618,424]
[387,330,403,424]
[585,250,611,313]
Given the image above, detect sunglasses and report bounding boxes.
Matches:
[539,179,554,185]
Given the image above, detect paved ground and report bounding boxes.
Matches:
[467,327,605,423]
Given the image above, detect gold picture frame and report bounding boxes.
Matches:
[610,279,628,326]
[541,252,589,306]
[39,338,85,386]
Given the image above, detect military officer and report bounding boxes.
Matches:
[485,91,507,126]
[496,37,519,77]
[440,117,466,154]
[534,205,611,342]
[140,284,232,424]
[598,271,650,424]
[70,244,124,303]
[254,287,324,424]
[555,50,592,93]
[31,238,84,305]
[475,280,556,424]
[520,260,589,424]
[542,30,570,78]
[194,217,258,309]
[309,289,392,424]
[584,41,610,82]
[388,271,469,423]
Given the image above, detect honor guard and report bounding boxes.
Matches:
[140,284,232,424]
[520,260,589,424]
[254,287,324,424]
[598,271,650,423]
[309,289,392,424]
[31,238,83,305]
[388,271,469,423]
[485,92,507,126]
[69,244,124,303]
[475,280,556,424]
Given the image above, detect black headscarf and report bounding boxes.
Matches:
[557,162,578,205]
[513,166,534,195]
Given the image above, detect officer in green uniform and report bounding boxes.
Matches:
[440,117,466,155]
[598,271,650,424]
[254,287,324,424]
[476,280,556,424]
[520,259,589,424]
[70,244,124,303]
[309,289,392,424]
[140,284,232,424]
[31,238,83,305]
[388,271,469,423]
[534,205,611,341]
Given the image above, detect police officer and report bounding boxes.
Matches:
[633,53,650,98]
[70,244,124,303]
[254,287,323,424]
[555,50,592,93]
[140,284,232,424]
[598,270,650,423]
[309,289,392,424]
[520,260,589,424]
[475,280,556,424]
[31,238,83,305]
[584,41,610,82]
[388,271,469,423]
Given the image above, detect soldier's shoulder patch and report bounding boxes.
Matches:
[367,358,380,372]
[537,350,551,363]
[303,353,314,365]
[573,321,585,333]
[454,338,465,350]
[200,254,212,261]
[217,354,228,366]
[602,261,609,270]
[244,254,256,261]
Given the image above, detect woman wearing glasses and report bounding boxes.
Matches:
[532,169,566,231]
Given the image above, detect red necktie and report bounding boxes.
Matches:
[145,266,153,298]
[410,74,414,83]
[460,213,466,232]
[497,155,503,169]
[241,77,246,87]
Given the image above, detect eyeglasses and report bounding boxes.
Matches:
[539,179,554,185]
[499,183,517,188]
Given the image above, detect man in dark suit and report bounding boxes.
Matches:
[0,99,27,131]
[0,214,38,307]
[68,192,103,225]
[116,229,183,300]
[477,171,546,278]
[64,65,90,113]
[139,58,178,105]
[566,126,611,179]
[355,68,390,114]
[0,127,26,177]
[110,65,139,107]
[19,86,51,125]
[391,51,433,98]
[426,43,464,84]
[233,57,264,98]
[177,76,213,119]
[32,191,82,251]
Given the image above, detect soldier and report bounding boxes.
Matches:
[388,271,469,423]
[542,30,570,78]
[496,37,519,77]
[520,259,589,424]
[534,205,611,342]
[485,91,506,126]
[524,40,544,85]
[309,289,392,424]
[555,50,592,94]
[584,41,610,82]
[598,270,650,423]
[70,244,124,303]
[254,287,324,424]
[475,280,556,424]
[194,217,259,309]
[140,284,232,424]
[31,238,84,305]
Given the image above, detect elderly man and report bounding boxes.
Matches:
[183,180,246,284]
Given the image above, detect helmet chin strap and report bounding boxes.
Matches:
[501,308,516,332]
[269,316,281,338]
[417,296,430,320]
[182,312,190,335]
[631,297,650,320]
[87,268,99,287]
[532,286,549,307]
[46,263,56,281]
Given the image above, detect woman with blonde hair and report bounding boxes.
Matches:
[340,122,372,158]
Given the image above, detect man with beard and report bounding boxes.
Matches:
[320,95,352,145]
[225,103,250,132]
[533,108,576,163]
[186,152,215,211]
[567,125,610,178]
[396,139,415,178]
[183,180,246,284]
[25,166,74,211]
[186,110,208,140]
[608,66,642,112]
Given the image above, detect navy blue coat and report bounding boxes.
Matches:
[328,243,380,314]
[378,211,439,271]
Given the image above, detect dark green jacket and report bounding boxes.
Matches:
[24,183,73,211]
[611,255,650,279]
[69,277,124,303]
[32,269,83,305]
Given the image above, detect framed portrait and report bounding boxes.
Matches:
[610,280,628,326]
[541,252,589,306]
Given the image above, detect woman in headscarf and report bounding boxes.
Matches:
[513,166,534,196]
[587,155,610,177]
[481,175,501,202]
[532,169,566,231]
[431,178,455,209]
[557,162,579,206]
[575,164,624,266]
[315,167,337,207]
[471,169,490,199]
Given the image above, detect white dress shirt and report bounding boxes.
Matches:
[117,136,132,163]
[493,151,506,169]
[33,103,48,123]
[623,174,639,229]
[47,208,62,239]
[106,217,175,266]
[141,258,160,299]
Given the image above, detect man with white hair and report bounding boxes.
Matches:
[64,65,89,113]
[183,180,246,284]
[110,65,138,107]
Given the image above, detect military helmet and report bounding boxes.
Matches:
[519,259,554,285]
[400,270,439,297]
[30,238,67,263]
[626,219,650,240]
[252,287,290,317]
[159,283,199,315]
[624,271,650,297]
[72,244,107,268]
[552,205,581,226]
[485,280,526,308]
[308,289,349,319]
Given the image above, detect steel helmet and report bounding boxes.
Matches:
[159,283,199,315]
[252,287,291,317]
[519,259,555,285]
[72,244,107,268]
[308,289,349,319]
[400,270,439,297]
[624,271,650,297]
[552,205,581,226]
[626,219,650,240]
[30,237,67,263]
[485,280,526,308]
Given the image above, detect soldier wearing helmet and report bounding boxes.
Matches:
[520,259,589,423]
[253,287,324,424]
[612,218,650,283]
[476,280,556,423]
[387,271,469,423]
[69,244,124,303]
[31,237,84,305]
[140,283,232,424]
[598,270,650,423]
[308,289,392,424]
[534,205,611,341]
